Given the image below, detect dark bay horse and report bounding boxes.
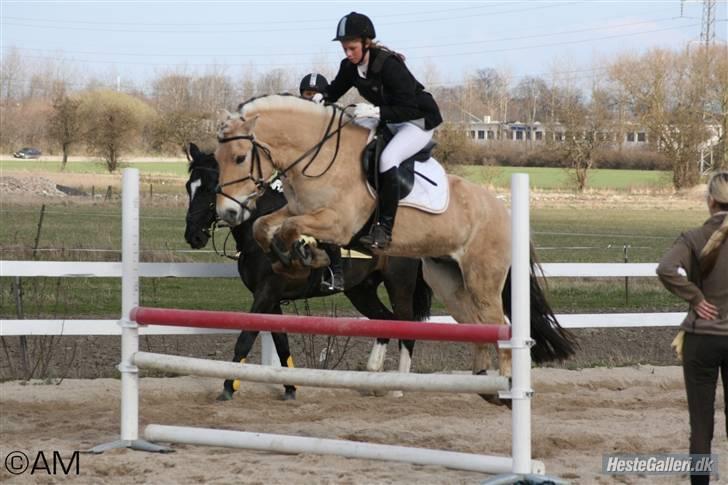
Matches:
[184,143,433,401]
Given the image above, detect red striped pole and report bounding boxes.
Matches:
[131,307,510,344]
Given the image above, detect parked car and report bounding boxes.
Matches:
[13,147,42,159]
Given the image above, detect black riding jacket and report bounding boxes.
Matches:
[325,47,443,130]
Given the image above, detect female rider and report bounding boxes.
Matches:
[324,12,443,249]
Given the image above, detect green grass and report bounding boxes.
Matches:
[3,159,675,191]
[0,159,188,176]
[0,197,704,319]
[454,165,673,191]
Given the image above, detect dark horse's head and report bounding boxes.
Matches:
[185,143,219,249]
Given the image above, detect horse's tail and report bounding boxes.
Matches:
[501,244,579,363]
[412,260,433,321]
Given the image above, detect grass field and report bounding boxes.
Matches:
[0,159,188,176]
[2,159,675,191]
[0,197,705,320]
[454,165,673,191]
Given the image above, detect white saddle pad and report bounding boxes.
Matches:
[366,158,450,214]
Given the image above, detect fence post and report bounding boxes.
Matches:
[32,204,46,259]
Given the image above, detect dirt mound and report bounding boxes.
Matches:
[0,175,67,197]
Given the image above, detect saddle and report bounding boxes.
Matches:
[361,127,436,200]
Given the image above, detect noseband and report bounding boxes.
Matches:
[216,134,273,209]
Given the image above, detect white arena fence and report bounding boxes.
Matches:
[1,261,685,338]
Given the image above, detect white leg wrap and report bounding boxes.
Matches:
[366,342,387,372]
[398,345,412,374]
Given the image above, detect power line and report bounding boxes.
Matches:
[1,3,578,34]
[0,4,516,26]
[1,22,704,69]
[1,15,683,59]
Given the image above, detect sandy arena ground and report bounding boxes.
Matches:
[1,366,726,484]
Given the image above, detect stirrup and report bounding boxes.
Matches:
[321,267,344,291]
[360,224,391,249]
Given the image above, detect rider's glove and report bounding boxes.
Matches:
[311,93,324,104]
[352,103,380,119]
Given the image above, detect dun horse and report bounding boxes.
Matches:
[184,143,432,400]
[213,95,576,394]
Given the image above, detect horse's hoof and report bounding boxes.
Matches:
[216,389,234,401]
[271,236,292,266]
[292,241,313,267]
[282,389,296,401]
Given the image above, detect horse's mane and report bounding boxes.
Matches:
[237,93,338,121]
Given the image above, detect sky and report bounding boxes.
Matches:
[1,0,726,92]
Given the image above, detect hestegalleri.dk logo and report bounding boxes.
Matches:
[603,453,718,476]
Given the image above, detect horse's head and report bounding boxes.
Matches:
[215,110,274,226]
[184,143,219,249]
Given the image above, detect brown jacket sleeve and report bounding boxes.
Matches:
[656,235,704,306]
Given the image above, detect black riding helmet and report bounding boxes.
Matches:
[332,12,375,41]
[299,73,329,96]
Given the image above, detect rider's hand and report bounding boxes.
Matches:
[352,103,380,119]
[311,93,324,104]
[695,299,719,320]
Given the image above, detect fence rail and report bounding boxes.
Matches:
[0,260,683,336]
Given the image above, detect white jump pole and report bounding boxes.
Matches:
[145,425,546,475]
[89,168,169,453]
[133,351,510,394]
[508,174,533,475]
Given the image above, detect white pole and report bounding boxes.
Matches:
[510,174,533,475]
[145,425,545,475]
[120,168,141,442]
[133,351,510,394]
[260,332,279,367]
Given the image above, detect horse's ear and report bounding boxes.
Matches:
[189,142,200,160]
[217,109,233,122]
[242,114,259,133]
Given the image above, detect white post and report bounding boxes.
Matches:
[120,168,141,442]
[260,332,279,367]
[510,173,533,475]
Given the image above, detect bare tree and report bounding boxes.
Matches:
[610,48,710,189]
[48,94,83,169]
[0,46,24,102]
[552,77,613,192]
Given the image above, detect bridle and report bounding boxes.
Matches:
[216,103,356,211]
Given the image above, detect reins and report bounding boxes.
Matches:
[217,102,356,209]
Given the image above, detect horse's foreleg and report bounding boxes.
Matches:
[252,206,293,253]
[218,330,259,401]
[270,330,296,401]
[276,208,348,248]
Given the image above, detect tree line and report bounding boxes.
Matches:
[1,44,725,189]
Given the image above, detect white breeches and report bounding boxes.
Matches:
[379,122,434,173]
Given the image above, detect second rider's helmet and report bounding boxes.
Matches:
[299,73,329,95]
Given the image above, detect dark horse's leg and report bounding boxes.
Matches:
[218,330,260,401]
[378,258,431,377]
[270,321,297,401]
[218,287,297,401]
[345,258,431,383]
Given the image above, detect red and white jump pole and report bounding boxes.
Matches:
[91,170,541,477]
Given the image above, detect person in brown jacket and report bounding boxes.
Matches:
[657,170,728,485]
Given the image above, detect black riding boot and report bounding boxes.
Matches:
[321,243,344,291]
[361,166,400,249]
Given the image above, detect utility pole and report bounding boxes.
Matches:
[700,0,717,47]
